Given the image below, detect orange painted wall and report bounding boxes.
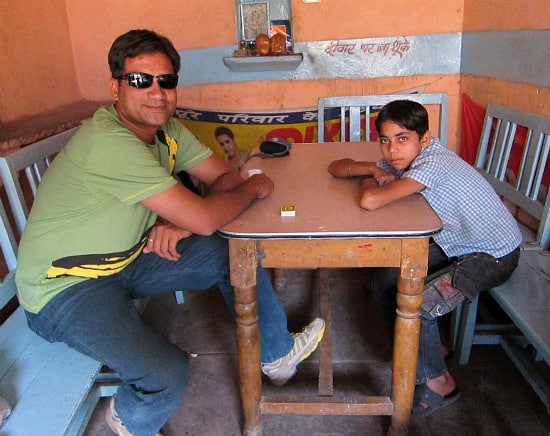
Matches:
[461,0,550,115]
[0,0,465,149]
[64,0,463,104]
[461,77,550,117]
[61,0,464,148]
[1,0,548,147]
[64,0,237,103]
[0,0,81,122]
[463,0,549,31]
[288,0,463,40]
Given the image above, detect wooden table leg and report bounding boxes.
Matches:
[229,240,263,436]
[318,268,333,396]
[389,238,427,435]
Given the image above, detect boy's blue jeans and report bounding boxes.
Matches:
[25,234,294,436]
[370,242,519,386]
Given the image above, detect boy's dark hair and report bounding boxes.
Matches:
[108,29,181,78]
[214,126,234,140]
[375,100,429,137]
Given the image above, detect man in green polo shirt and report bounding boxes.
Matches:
[16,29,324,436]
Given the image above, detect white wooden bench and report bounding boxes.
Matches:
[0,198,119,435]
[0,129,119,434]
[451,104,550,412]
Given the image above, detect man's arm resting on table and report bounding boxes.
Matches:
[142,154,270,261]
[141,177,272,260]
[187,154,244,193]
[141,169,273,236]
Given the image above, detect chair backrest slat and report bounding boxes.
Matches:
[0,200,18,273]
[0,127,78,236]
[474,104,550,250]
[317,93,448,145]
[0,198,19,309]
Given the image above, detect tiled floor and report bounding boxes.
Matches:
[84,268,550,436]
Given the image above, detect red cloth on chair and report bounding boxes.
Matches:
[459,93,486,165]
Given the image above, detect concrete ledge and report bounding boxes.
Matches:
[0,101,109,155]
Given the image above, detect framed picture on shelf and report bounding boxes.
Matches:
[241,2,269,42]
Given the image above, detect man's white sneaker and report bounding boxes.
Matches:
[106,397,163,436]
[261,317,325,386]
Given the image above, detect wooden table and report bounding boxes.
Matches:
[218,142,442,435]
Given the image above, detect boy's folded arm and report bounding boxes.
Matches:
[328,158,379,178]
[360,177,425,210]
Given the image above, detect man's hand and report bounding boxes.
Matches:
[143,221,192,261]
[247,173,274,199]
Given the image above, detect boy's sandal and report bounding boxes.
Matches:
[412,384,461,417]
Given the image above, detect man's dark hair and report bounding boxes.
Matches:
[108,29,181,78]
[375,100,429,137]
[214,126,235,140]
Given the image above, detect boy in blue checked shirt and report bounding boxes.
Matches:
[328,99,521,416]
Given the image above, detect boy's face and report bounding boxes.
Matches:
[377,120,430,170]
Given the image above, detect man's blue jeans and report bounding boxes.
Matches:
[25,234,294,436]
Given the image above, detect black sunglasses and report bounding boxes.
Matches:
[117,72,179,89]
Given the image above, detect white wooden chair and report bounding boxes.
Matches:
[317,92,449,144]
[450,104,550,409]
[0,196,119,434]
[0,128,185,304]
